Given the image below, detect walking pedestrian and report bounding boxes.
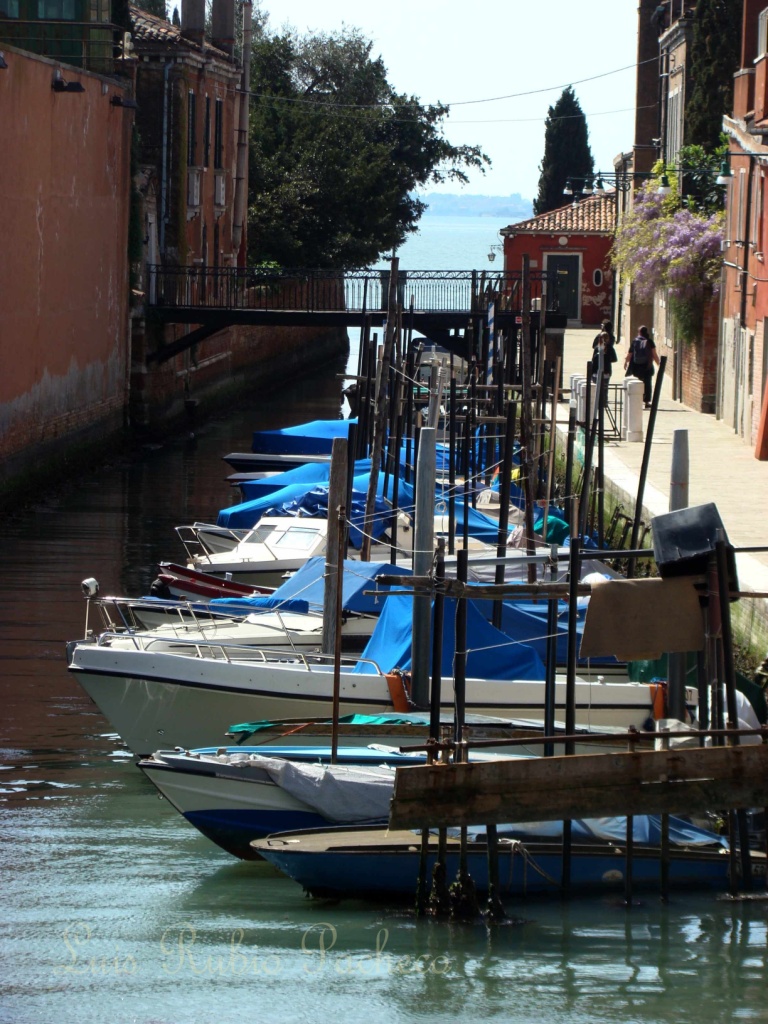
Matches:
[624,325,660,408]
[590,319,617,398]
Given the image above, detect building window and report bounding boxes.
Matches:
[593,269,603,288]
[0,0,20,16]
[214,98,223,170]
[37,0,77,17]
[759,8,768,57]
[737,168,747,245]
[203,96,211,169]
[187,91,197,167]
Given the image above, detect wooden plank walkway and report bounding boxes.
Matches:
[389,743,768,829]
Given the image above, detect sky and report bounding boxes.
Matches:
[260,0,641,202]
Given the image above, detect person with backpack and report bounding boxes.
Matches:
[624,324,660,408]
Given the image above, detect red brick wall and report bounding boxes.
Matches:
[680,297,719,413]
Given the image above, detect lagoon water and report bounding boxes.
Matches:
[3,216,768,1024]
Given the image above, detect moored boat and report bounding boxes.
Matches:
[251,820,740,901]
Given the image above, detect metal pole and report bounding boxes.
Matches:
[667,427,690,720]
[411,427,436,708]
[492,402,516,629]
[322,438,348,656]
[429,540,446,741]
[330,504,346,765]
[627,356,667,577]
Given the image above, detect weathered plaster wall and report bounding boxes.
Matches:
[0,46,132,478]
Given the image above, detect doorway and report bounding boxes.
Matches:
[546,253,581,322]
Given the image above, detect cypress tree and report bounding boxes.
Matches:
[685,0,743,151]
[533,86,594,216]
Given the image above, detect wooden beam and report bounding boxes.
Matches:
[389,745,768,828]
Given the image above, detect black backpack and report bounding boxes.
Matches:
[632,334,650,365]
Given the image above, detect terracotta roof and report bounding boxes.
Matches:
[503,193,616,236]
[130,5,182,45]
[129,4,232,59]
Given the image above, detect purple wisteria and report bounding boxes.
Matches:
[612,182,724,339]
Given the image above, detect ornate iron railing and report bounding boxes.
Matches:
[147,266,560,315]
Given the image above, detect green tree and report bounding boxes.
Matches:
[533,86,594,216]
[685,0,743,151]
[246,27,489,269]
[137,0,168,18]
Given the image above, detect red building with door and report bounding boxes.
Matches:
[500,193,616,328]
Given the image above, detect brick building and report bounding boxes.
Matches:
[719,0,768,453]
[501,194,616,329]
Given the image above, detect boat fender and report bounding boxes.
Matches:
[386,669,413,712]
[650,681,667,720]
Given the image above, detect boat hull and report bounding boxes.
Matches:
[253,827,735,900]
[67,640,662,757]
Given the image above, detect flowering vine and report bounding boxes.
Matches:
[611,179,724,342]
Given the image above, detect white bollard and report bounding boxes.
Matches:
[624,377,644,441]
[572,375,585,422]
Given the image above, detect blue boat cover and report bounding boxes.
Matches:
[471,593,618,667]
[218,470,502,547]
[239,459,372,502]
[251,419,357,456]
[468,815,727,848]
[210,557,411,617]
[354,592,545,680]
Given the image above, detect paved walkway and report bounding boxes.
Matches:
[558,328,768,600]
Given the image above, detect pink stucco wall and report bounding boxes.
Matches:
[0,46,132,465]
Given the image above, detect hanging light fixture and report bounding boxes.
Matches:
[716,159,733,185]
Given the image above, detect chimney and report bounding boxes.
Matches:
[180,0,205,47]
[211,0,235,56]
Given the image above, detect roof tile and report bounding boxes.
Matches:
[505,193,616,235]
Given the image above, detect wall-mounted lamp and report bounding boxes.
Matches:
[657,173,672,196]
[487,243,503,263]
[52,70,84,93]
[0,52,8,70]
[716,158,734,186]
[111,94,138,109]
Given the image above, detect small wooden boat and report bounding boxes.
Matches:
[251,822,743,900]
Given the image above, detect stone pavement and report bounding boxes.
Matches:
[557,328,768,605]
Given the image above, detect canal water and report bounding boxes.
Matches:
[3,217,768,1023]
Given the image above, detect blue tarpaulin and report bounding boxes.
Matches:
[210,557,412,617]
[251,419,357,456]
[239,459,373,503]
[354,592,545,680]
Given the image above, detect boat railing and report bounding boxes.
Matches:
[174,523,245,562]
[93,631,382,672]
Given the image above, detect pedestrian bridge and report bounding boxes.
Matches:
[145,265,564,363]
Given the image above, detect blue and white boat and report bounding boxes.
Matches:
[139,739,527,860]
[251,818,738,900]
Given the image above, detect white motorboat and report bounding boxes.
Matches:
[65,634,682,758]
[177,516,330,586]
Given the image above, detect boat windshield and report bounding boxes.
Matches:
[273,526,324,549]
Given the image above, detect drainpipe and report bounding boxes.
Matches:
[232,0,252,264]
[159,60,174,257]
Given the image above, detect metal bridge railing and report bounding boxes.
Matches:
[147,266,559,315]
